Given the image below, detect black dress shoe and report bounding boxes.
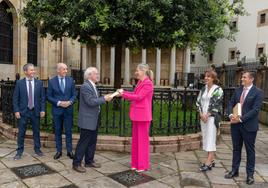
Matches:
[246,176,254,185]
[53,152,62,160]
[67,152,74,159]
[224,171,239,179]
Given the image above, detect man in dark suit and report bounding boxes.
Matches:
[13,63,46,160]
[47,63,77,160]
[72,67,112,173]
[225,71,264,185]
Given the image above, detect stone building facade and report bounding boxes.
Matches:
[0,0,191,86]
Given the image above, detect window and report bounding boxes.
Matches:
[230,21,237,30]
[260,13,266,24]
[258,10,268,27]
[209,53,213,62]
[228,48,236,62]
[0,1,13,64]
[256,44,266,58]
[190,53,195,64]
[27,26,38,66]
[258,47,264,57]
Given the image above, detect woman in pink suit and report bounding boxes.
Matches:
[118,63,154,172]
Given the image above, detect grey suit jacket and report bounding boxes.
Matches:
[78,80,106,130]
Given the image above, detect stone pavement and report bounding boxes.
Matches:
[0,125,268,188]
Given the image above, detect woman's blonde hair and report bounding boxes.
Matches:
[137,63,154,81]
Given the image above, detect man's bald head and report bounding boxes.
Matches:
[57,63,68,77]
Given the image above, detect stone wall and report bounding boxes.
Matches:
[259,101,268,126]
[0,119,201,153]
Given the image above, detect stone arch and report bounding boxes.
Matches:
[0,0,19,78]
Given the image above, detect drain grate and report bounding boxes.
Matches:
[11,163,55,179]
[109,170,155,187]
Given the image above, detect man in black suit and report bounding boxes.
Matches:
[225,71,264,185]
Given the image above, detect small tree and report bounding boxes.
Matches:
[21,0,246,88]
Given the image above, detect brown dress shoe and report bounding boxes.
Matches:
[85,162,101,168]
[73,165,86,173]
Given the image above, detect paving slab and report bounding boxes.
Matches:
[0,161,6,169]
[255,164,268,176]
[23,173,71,188]
[158,173,181,188]
[180,171,210,187]
[60,168,103,183]
[177,160,200,172]
[150,153,174,164]
[0,147,15,158]
[0,181,27,188]
[98,151,129,161]
[75,176,126,188]
[174,151,198,161]
[158,159,178,171]
[206,167,237,185]
[1,151,40,168]
[132,180,172,188]
[143,163,177,179]
[94,161,129,174]
[0,168,19,185]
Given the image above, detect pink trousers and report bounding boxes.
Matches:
[131,121,150,170]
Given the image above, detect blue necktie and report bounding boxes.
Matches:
[60,78,65,93]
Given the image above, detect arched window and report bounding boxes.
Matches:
[0,1,13,64]
[27,26,38,66]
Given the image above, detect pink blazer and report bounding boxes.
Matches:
[122,77,154,122]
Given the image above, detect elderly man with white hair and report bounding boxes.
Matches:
[47,63,77,160]
[72,67,112,173]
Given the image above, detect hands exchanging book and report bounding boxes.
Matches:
[104,89,124,102]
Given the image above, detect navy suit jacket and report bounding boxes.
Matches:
[227,85,264,132]
[47,76,77,115]
[13,78,46,117]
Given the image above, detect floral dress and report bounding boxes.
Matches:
[196,84,223,151]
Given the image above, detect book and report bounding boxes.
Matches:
[109,91,120,98]
[233,103,242,118]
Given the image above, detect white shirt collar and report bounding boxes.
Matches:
[58,76,65,79]
[244,84,253,90]
[26,77,34,81]
[88,79,96,87]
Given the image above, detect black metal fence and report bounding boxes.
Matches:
[0,81,234,136]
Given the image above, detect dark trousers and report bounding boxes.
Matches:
[53,112,73,152]
[17,109,40,154]
[231,125,257,177]
[73,128,98,166]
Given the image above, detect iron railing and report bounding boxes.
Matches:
[0,81,235,136]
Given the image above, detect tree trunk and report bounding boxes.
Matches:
[114,43,122,89]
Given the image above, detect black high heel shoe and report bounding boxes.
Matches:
[211,160,216,167]
[199,163,212,171]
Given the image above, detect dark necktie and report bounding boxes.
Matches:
[60,77,65,93]
[28,80,33,109]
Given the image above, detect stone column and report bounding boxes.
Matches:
[169,46,176,86]
[183,47,191,86]
[96,44,101,71]
[124,48,130,85]
[38,37,49,79]
[82,45,87,70]
[156,48,161,86]
[110,47,115,85]
[142,49,146,64]
[87,46,92,67]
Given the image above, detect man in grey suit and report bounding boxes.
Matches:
[72,67,112,173]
